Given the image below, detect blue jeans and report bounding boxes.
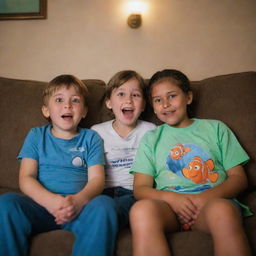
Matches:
[103,186,135,228]
[0,192,118,256]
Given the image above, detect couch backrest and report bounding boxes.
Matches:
[0,72,255,191]
[191,72,256,189]
[0,78,109,191]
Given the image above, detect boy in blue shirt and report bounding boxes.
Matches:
[0,75,117,256]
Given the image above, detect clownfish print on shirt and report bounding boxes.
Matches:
[166,143,219,192]
[170,144,191,160]
[182,156,218,184]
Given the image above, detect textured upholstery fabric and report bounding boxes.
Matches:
[0,72,255,255]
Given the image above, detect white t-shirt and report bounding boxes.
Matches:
[91,120,156,190]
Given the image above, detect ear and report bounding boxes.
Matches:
[42,105,50,118]
[105,99,112,110]
[187,91,193,105]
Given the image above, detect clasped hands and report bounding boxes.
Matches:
[170,193,208,230]
[46,194,83,225]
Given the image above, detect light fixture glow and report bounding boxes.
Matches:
[126,0,148,29]
[127,1,147,15]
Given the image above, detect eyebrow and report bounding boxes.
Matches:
[53,93,81,97]
[115,88,142,93]
[152,90,177,96]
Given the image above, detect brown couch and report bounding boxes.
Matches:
[0,71,256,256]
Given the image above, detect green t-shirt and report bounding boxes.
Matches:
[131,119,252,216]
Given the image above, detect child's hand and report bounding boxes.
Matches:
[188,193,209,211]
[44,194,66,216]
[179,193,212,230]
[167,193,198,226]
[54,195,84,225]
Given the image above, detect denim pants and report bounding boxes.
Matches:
[103,186,135,228]
[0,192,118,256]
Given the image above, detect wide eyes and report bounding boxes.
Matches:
[153,94,176,104]
[153,98,161,104]
[55,97,63,103]
[168,95,175,99]
[132,93,142,98]
[116,92,142,98]
[54,97,81,103]
[72,98,81,103]
[117,92,125,97]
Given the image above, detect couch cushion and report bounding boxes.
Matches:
[30,230,74,256]
[191,72,256,188]
[80,79,110,128]
[0,77,47,190]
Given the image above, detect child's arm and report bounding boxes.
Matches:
[190,165,248,210]
[133,172,198,225]
[54,164,105,224]
[19,158,65,215]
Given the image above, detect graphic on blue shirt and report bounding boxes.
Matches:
[166,143,219,192]
[72,156,84,167]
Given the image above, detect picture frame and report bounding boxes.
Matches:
[0,0,47,20]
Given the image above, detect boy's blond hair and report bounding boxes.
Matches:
[43,74,89,107]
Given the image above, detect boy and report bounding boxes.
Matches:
[0,75,117,256]
[91,70,156,240]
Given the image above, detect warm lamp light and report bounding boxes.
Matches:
[126,1,148,29]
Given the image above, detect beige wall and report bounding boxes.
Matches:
[0,0,255,82]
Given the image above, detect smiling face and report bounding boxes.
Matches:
[151,80,193,128]
[42,85,87,139]
[106,78,145,131]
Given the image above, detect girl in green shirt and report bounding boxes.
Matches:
[129,69,252,256]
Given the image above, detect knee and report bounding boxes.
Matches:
[0,193,21,209]
[83,195,119,230]
[130,199,158,223]
[0,193,24,219]
[205,199,241,224]
[88,195,118,216]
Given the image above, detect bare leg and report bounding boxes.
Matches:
[130,199,179,256]
[193,199,251,256]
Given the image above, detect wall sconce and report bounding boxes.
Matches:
[128,14,142,29]
[126,1,148,29]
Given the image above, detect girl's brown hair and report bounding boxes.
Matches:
[106,70,146,99]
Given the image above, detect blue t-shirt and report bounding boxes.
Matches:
[18,125,105,196]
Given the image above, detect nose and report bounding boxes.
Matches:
[64,100,72,108]
[125,95,132,103]
[162,98,170,108]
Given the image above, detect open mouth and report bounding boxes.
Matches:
[122,108,134,114]
[121,108,134,118]
[61,114,73,120]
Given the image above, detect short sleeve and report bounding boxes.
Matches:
[217,122,249,170]
[86,131,105,167]
[17,128,39,162]
[130,133,156,177]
